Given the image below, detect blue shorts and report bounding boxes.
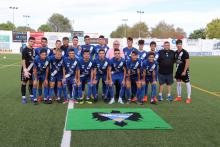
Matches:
[96,74,107,81]
[66,76,75,85]
[50,74,63,82]
[32,74,46,82]
[112,74,123,85]
[80,77,92,91]
[146,76,153,83]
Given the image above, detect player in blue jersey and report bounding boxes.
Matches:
[93,49,111,103]
[142,52,158,104]
[61,37,70,57]
[108,48,126,104]
[123,37,138,62]
[71,36,82,59]
[35,37,53,57]
[32,49,50,105]
[48,49,64,104]
[150,41,159,61]
[78,50,94,104]
[126,50,142,104]
[62,48,80,104]
[81,35,96,59]
[95,35,109,58]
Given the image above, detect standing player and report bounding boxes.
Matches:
[93,49,111,103]
[78,50,94,104]
[108,48,126,104]
[35,37,53,57]
[53,40,62,55]
[142,52,158,104]
[149,41,159,61]
[71,36,82,59]
[95,35,109,58]
[126,51,142,104]
[137,40,148,102]
[81,35,96,59]
[123,37,138,62]
[48,49,64,104]
[32,49,49,105]
[174,39,191,104]
[21,37,35,104]
[61,37,70,57]
[62,48,80,104]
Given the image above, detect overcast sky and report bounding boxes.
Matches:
[0,0,220,37]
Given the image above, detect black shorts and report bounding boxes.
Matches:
[20,68,33,82]
[175,70,190,83]
[158,73,174,85]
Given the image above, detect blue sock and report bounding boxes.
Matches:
[108,85,114,98]
[43,87,48,98]
[38,88,42,97]
[126,88,131,100]
[141,85,145,100]
[151,84,157,100]
[145,84,148,96]
[69,84,73,98]
[92,85,97,100]
[87,83,92,98]
[62,85,68,100]
[58,87,62,98]
[78,85,82,99]
[49,87,54,98]
[73,85,78,100]
[119,86,125,98]
[137,88,142,102]
[33,87,37,100]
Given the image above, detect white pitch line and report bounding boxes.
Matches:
[61,102,74,147]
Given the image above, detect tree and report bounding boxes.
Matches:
[151,21,186,39]
[47,13,73,32]
[0,21,15,30]
[110,25,130,38]
[38,24,52,32]
[129,22,150,38]
[189,28,206,39]
[206,18,220,39]
[15,26,36,32]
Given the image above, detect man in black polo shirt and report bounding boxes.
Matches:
[157,41,175,101]
[21,37,35,104]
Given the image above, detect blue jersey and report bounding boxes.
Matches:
[79,59,93,79]
[138,50,148,62]
[95,45,109,58]
[81,44,96,59]
[61,45,71,57]
[142,60,157,78]
[123,47,138,61]
[93,58,110,76]
[35,47,53,57]
[126,59,141,78]
[153,51,159,61]
[110,57,125,76]
[33,56,50,76]
[49,56,64,77]
[63,57,79,78]
[71,45,82,59]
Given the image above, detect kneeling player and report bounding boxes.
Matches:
[126,51,142,104]
[48,49,64,104]
[32,49,49,104]
[142,52,158,104]
[108,48,126,104]
[62,48,80,104]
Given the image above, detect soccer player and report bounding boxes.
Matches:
[93,49,111,103]
[142,52,158,104]
[32,49,49,105]
[21,37,35,104]
[35,37,53,57]
[174,39,192,104]
[126,51,142,104]
[78,50,94,104]
[137,39,148,102]
[48,49,64,104]
[61,37,70,57]
[62,48,80,104]
[71,36,82,59]
[149,41,159,61]
[95,35,109,58]
[108,48,126,104]
[123,37,138,62]
[81,35,96,59]
[53,40,62,55]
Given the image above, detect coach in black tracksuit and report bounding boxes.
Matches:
[157,41,175,101]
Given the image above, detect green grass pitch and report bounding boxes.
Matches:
[0,54,220,147]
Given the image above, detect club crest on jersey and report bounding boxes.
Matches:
[92,110,142,127]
